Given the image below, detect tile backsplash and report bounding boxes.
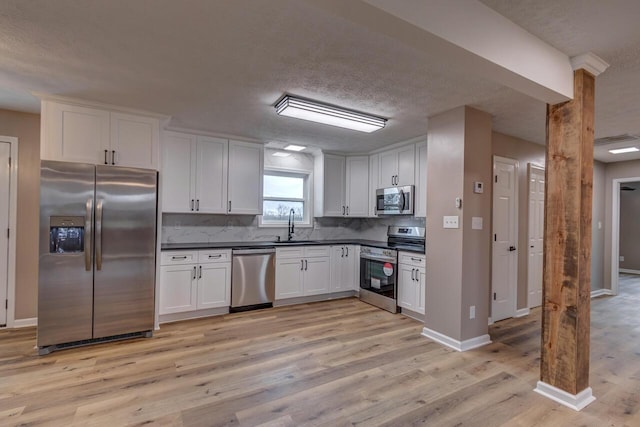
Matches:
[161,214,425,243]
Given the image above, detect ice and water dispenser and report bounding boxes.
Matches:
[49,216,85,254]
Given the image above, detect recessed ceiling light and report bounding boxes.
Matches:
[284,144,306,152]
[275,95,387,133]
[609,147,640,154]
[272,152,291,157]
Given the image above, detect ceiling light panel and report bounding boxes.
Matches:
[275,96,387,133]
[284,144,306,152]
[609,147,639,154]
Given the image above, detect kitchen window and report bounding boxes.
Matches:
[260,170,311,227]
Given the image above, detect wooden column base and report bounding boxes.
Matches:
[534,381,596,411]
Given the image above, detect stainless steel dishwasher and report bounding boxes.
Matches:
[231,248,276,311]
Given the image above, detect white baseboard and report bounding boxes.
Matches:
[515,308,530,318]
[421,327,491,352]
[13,317,37,328]
[159,307,229,324]
[620,268,640,275]
[591,288,614,298]
[534,381,595,411]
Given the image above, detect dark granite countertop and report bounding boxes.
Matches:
[161,239,425,254]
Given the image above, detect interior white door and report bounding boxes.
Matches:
[491,156,518,322]
[0,142,9,325]
[527,164,545,308]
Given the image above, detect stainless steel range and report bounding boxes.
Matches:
[359,226,425,313]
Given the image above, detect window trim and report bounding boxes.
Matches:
[259,167,313,228]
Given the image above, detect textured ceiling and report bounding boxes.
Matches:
[1,0,640,160]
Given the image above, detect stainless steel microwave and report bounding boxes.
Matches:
[376,185,414,215]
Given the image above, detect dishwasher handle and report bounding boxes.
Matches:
[233,248,276,255]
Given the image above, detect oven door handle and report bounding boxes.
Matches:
[359,253,397,263]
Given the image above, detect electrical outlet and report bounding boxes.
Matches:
[620,255,625,262]
[443,216,459,229]
[174,221,181,230]
[470,305,476,319]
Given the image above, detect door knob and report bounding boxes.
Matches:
[509,246,516,251]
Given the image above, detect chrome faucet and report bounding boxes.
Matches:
[287,208,295,241]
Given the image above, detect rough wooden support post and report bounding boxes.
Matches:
[535,55,608,410]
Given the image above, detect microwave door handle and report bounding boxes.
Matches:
[399,189,405,211]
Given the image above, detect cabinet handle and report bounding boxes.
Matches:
[191,199,194,211]
[411,268,415,281]
[193,266,197,280]
[305,259,308,270]
[228,200,232,212]
[111,150,116,165]
[301,259,304,270]
[342,206,345,215]
[341,247,344,258]
[346,206,349,215]
[198,265,202,279]
[104,149,108,165]
[196,199,200,211]
[346,247,349,257]
[411,257,422,262]
[208,254,222,259]
[171,256,187,260]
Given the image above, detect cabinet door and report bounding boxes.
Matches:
[43,101,109,164]
[330,246,346,293]
[304,257,331,296]
[378,150,398,188]
[323,154,346,216]
[397,264,416,311]
[196,136,228,213]
[162,132,196,213]
[416,267,426,315]
[396,145,416,186]
[414,142,428,217]
[228,140,263,215]
[343,245,357,290]
[110,112,160,169]
[275,258,304,299]
[159,265,197,314]
[197,263,231,309]
[368,154,379,217]
[345,156,369,217]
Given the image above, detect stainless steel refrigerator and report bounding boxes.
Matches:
[38,160,158,354]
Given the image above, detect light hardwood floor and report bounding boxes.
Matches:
[1,280,640,426]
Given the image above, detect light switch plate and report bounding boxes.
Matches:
[472,217,483,230]
[474,182,484,194]
[443,216,459,229]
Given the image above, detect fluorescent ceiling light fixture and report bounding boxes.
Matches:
[272,151,291,157]
[275,95,387,133]
[284,144,306,152]
[609,147,639,154]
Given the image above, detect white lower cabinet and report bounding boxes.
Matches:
[397,252,426,315]
[159,250,231,315]
[330,245,357,293]
[275,246,331,300]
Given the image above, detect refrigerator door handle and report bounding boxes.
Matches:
[85,198,93,271]
[96,199,104,271]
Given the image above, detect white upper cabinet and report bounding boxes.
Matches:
[228,140,263,215]
[110,112,160,169]
[414,141,428,218]
[368,154,379,217]
[161,133,262,215]
[196,136,228,214]
[345,156,369,217]
[323,154,346,217]
[378,145,415,188]
[162,132,196,213]
[41,100,160,169]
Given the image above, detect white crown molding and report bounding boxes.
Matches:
[421,327,491,352]
[32,92,171,122]
[163,125,265,145]
[570,52,610,77]
[534,381,595,411]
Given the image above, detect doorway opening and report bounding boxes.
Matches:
[613,179,640,296]
[0,136,18,328]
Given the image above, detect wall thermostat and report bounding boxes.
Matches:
[474,181,484,194]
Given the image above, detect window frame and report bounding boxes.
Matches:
[259,167,313,228]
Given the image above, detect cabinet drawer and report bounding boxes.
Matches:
[276,247,304,259]
[399,252,426,268]
[198,249,231,264]
[303,246,331,258]
[161,250,198,266]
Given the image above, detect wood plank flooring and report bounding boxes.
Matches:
[2,278,640,426]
